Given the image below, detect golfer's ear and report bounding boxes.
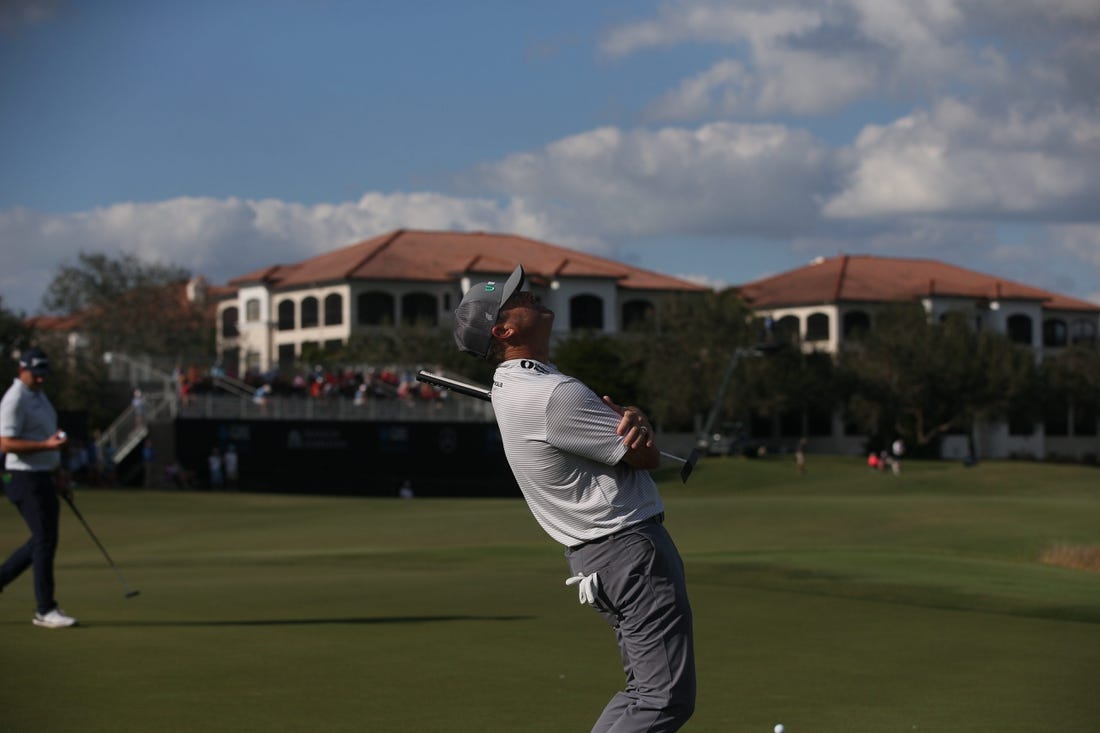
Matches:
[491,322,514,341]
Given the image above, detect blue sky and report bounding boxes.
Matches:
[2,0,1099,314]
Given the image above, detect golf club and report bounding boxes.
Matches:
[63,494,140,599]
[417,370,700,483]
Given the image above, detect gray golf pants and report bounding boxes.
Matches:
[566,519,696,733]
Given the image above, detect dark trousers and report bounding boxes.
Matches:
[1,471,61,614]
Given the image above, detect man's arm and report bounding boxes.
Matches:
[0,432,68,455]
[601,396,660,470]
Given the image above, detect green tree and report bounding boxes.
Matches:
[0,295,35,386]
[42,251,211,364]
[838,304,1039,455]
[633,289,756,431]
[1040,343,1100,438]
[552,331,646,407]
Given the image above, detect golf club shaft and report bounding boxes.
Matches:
[63,495,139,597]
[417,370,690,465]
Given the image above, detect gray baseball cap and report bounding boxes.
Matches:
[453,265,526,358]
[18,348,51,376]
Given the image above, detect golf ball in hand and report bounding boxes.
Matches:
[774,725,785,733]
[57,431,67,440]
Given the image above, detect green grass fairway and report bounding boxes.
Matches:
[3,456,1099,732]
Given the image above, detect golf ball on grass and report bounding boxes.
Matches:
[774,725,785,733]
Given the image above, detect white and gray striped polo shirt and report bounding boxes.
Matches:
[491,359,663,547]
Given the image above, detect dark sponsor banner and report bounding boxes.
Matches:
[176,418,516,497]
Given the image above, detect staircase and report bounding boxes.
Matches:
[97,352,179,469]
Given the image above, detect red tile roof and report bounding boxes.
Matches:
[738,255,1100,312]
[226,229,706,293]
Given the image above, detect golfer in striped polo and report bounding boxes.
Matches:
[454,266,695,732]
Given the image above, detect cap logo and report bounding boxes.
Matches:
[484,282,497,292]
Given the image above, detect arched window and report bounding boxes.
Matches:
[775,315,800,344]
[1043,319,1067,347]
[570,295,604,330]
[621,299,654,331]
[842,311,870,340]
[1070,319,1097,346]
[324,293,343,326]
[301,297,319,328]
[221,307,239,338]
[401,293,438,326]
[1006,314,1032,344]
[806,312,830,342]
[277,300,295,331]
[358,292,394,326]
[245,298,261,322]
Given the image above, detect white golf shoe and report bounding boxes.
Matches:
[33,608,78,628]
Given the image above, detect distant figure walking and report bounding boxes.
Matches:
[890,438,905,475]
[795,438,807,476]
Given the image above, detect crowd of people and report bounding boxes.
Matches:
[176,362,451,409]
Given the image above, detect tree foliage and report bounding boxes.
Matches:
[42,251,211,363]
[0,294,35,386]
[1041,344,1100,408]
[838,303,1040,450]
[632,289,757,430]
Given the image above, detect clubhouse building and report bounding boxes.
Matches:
[214,229,706,375]
[737,255,1100,461]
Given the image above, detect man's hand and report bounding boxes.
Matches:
[602,396,655,450]
[602,396,660,469]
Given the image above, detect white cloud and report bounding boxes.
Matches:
[823,98,1100,219]
[478,122,837,238]
[0,193,579,315]
[604,0,1099,119]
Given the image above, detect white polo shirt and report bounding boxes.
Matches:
[0,378,61,472]
[491,359,663,547]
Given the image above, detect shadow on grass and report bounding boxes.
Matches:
[1,614,535,628]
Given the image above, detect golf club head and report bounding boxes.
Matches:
[679,448,701,483]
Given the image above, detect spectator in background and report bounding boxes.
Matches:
[131,389,146,428]
[890,438,905,475]
[224,444,239,490]
[208,447,224,490]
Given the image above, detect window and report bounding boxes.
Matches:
[1070,319,1097,346]
[245,299,261,322]
[358,292,394,326]
[1074,402,1098,436]
[401,293,438,326]
[570,295,604,330]
[775,315,800,344]
[301,297,319,328]
[324,339,343,352]
[221,348,239,376]
[842,311,870,340]
[806,312,830,342]
[1044,399,1069,436]
[1043,319,1067,347]
[1006,314,1032,344]
[622,300,654,331]
[277,300,295,331]
[221,307,239,338]
[324,294,343,326]
[277,344,296,369]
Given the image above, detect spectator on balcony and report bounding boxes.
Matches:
[131,389,146,428]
